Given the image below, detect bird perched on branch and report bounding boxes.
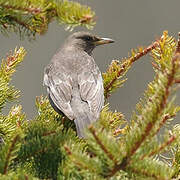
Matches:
[43,31,114,138]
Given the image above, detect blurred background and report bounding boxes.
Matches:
[0,0,179,120]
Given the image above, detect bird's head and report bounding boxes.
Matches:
[64,32,114,55]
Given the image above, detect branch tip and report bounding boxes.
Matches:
[3,135,20,174]
[89,125,117,163]
[64,145,72,155]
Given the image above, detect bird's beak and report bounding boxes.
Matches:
[94,37,115,46]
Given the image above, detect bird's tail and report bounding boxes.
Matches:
[71,87,98,138]
[74,111,96,138]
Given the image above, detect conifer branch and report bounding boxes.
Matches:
[104,157,128,178]
[148,135,176,158]
[104,41,159,99]
[129,41,159,64]
[64,145,72,155]
[151,61,161,71]
[128,48,178,158]
[20,145,49,160]
[129,121,154,157]
[175,79,180,83]
[140,134,176,161]
[152,114,175,137]
[160,60,175,111]
[42,130,56,137]
[99,105,126,136]
[3,135,20,174]
[102,32,180,179]
[24,174,28,180]
[89,125,117,164]
[0,30,179,179]
[0,4,42,15]
[0,0,95,38]
[64,145,91,171]
[128,166,165,180]
[6,16,32,32]
[0,47,26,110]
[175,32,180,53]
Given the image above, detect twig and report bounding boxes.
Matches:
[89,126,130,178]
[64,145,72,155]
[24,174,28,180]
[0,4,42,14]
[148,135,176,157]
[42,130,56,137]
[104,41,159,98]
[151,61,161,71]
[129,41,159,64]
[22,147,48,160]
[8,16,33,32]
[89,125,117,164]
[127,166,166,180]
[64,145,90,170]
[152,114,175,138]
[175,32,180,53]
[3,135,20,174]
[139,114,175,161]
[129,53,177,157]
[175,79,180,83]
[129,121,154,157]
[104,157,128,178]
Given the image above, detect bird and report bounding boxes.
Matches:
[43,31,114,138]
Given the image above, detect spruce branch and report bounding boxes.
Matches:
[42,130,56,137]
[63,140,101,178]
[152,114,175,137]
[0,47,26,110]
[99,104,127,136]
[64,145,72,156]
[175,79,180,83]
[3,134,20,174]
[175,32,180,53]
[105,155,174,179]
[0,32,179,179]
[1,4,42,15]
[0,132,22,175]
[101,32,180,179]
[127,161,171,180]
[0,0,95,39]
[148,135,176,158]
[103,40,159,99]
[64,145,90,171]
[0,105,26,142]
[103,157,128,178]
[53,32,180,180]
[57,0,95,31]
[0,47,26,81]
[127,33,178,157]
[89,125,117,164]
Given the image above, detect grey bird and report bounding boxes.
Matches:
[43,32,114,138]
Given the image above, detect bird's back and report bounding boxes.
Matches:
[44,47,104,137]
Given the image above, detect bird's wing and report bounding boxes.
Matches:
[43,64,74,120]
[78,67,104,120]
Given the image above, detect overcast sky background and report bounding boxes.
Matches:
[0,0,179,121]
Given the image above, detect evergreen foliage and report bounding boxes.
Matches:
[0,0,95,39]
[0,1,180,179]
[62,32,180,180]
[0,31,180,179]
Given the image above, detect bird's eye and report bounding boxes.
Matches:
[83,36,93,41]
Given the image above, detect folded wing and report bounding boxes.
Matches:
[43,64,75,120]
[78,69,104,121]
